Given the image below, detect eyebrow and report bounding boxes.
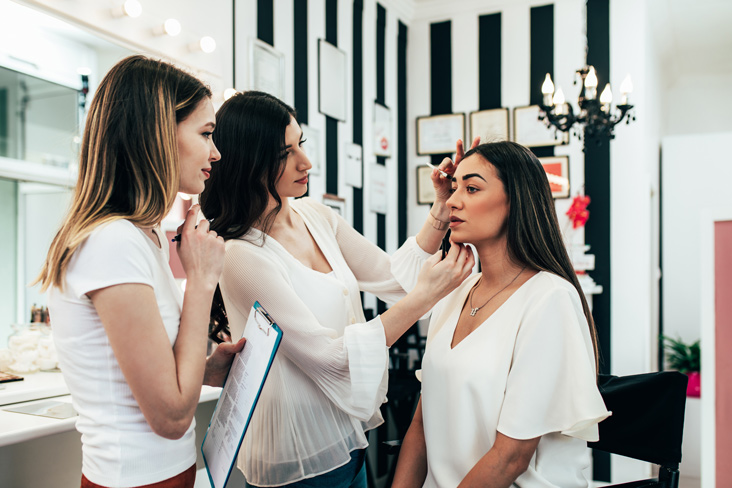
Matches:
[203,121,215,129]
[284,131,305,149]
[451,173,487,182]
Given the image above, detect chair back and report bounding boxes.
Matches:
[588,371,688,466]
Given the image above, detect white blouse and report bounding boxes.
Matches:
[218,198,430,487]
[420,272,610,488]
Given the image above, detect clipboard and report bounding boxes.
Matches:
[201,301,283,488]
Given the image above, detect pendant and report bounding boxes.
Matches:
[470,308,479,317]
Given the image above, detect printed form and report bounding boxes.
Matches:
[202,303,282,488]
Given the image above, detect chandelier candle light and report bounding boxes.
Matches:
[539,66,635,141]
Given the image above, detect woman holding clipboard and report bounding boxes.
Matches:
[200,91,472,488]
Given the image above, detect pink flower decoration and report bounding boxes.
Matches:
[566,194,591,229]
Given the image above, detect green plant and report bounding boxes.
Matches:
[663,336,700,373]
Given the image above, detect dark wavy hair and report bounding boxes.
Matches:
[462,141,600,368]
[200,91,296,342]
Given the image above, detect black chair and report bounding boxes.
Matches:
[382,371,688,488]
[588,371,688,488]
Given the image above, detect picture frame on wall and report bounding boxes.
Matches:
[300,124,322,175]
[322,193,346,217]
[538,155,570,199]
[318,39,347,121]
[470,108,509,143]
[249,38,285,100]
[373,102,392,157]
[513,105,569,148]
[345,142,363,188]
[369,163,388,214]
[416,113,465,155]
[417,166,436,205]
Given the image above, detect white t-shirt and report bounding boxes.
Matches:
[219,198,431,487]
[420,271,610,488]
[49,219,196,487]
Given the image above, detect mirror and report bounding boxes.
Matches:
[0,0,133,347]
[0,65,80,166]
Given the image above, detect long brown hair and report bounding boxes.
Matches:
[36,55,211,291]
[201,91,296,342]
[464,141,600,369]
[201,91,296,241]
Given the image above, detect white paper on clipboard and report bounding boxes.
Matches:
[201,301,282,488]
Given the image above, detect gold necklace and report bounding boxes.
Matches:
[468,266,526,317]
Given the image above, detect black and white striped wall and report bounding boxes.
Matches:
[234,0,412,316]
[233,0,657,483]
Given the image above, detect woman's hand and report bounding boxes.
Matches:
[203,337,246,387]
[432,137,481,209]
[414,242,475,303]
[176,204,225,291]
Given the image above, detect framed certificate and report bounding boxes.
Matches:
[373,102,392,157]
[417,166,436,205]
[538,155,570,198]
[300,124,322,175]
[513,105,568,147]
[318,39,347,121]
[470,108,509,143]
[322,193,346,216]
[416,113,465,155]
[344,143,363,188]
[249,38,285,100]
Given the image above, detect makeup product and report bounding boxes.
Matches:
[425,162,450,179]
[440,230,452,259]
[171,218,215,242]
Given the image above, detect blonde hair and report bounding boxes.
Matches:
[36,55,211,291]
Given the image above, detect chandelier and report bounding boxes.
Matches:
[538,66,635,141]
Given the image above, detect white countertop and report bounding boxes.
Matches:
[0,371,70,406]
[0,372,221,447]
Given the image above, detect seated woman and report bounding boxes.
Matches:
[392,141,610,488]
[200,91,475,488]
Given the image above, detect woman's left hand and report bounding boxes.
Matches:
[431,137,481,203]
[203,337,246,387]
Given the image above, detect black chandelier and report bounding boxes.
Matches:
[538,66,635,141]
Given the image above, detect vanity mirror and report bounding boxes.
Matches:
[0,0,133,347]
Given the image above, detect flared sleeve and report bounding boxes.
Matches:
[496,285,610,442]
[389,236,434,293]
[221,238,388,422]
[331,214,431,304]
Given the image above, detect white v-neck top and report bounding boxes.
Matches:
[218,198,431,487]
[420,272,610,488]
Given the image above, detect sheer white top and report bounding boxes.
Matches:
[49,220,196,487]
[218,198,431,487]
[419,272,610,488]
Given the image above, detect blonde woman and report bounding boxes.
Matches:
[37,55,242,488]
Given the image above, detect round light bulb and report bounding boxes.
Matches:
[123,0,142,18]
[199,36,216,53]
[164,18,181,36]
[223,88,238,100]
[77,67,92,76]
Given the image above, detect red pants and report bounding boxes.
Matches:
[81,464,196,488]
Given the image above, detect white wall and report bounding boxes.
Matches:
[662,132,732,343]
[407,0,587,238]
[664,73,732,136]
